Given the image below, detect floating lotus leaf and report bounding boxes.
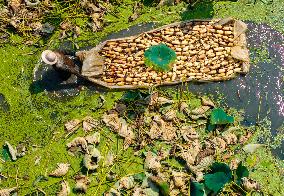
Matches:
[144,43,177,72]
[204,162,232,193]
[190,181,206,196]
[210,108,234,125]
[211,162,232,179]
[204,172,231,194]
[236,162,249,185]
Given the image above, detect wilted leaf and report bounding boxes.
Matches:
[105,151,114,166]
[66,137,89,154]
[58,180,70,196]
[201,97,215,107]
[82,116,99,132]
[243,144,265,153]
[191,106,211,115]
[236,162,249,185]
[241,177,260,192]
[204,172,231,194]
[64,119,81,133]
[83,148,101,170]
[85,132,100,145]
[4,142,17,161]
[210,108,234,125]
[190,181,206,196]
[0,187,17,196]
[118,176,135,190]
[49,163,70,177]
[145,152,161,171]
[74,175,90,193]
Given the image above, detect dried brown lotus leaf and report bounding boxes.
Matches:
[239,131,253,144]
[194,156,214,171]
[162,109,176,121]
[145,152,161,171]
[149,116,177,141]
[180,126,199,142]
[172,171,187,188]
[105,151,114,166]
[162,123,177,141]
[74,175,90,193]
[242,177,260,192]
[212,137,227,152]
[64,119,81,133]
[180,102,190,115]
[82,116,99,132]
[148,122,161,139]
[118,118,135,139]
[49,163,70,177]
[180,146,199,166]
[147,91,159,106]
[132,188,146,196]
[103,113,121,132]
[123,136,133,150]
[190,114,206,120]
[201,97,215,107]
[191,106,211,115]
[66,137,89,154]
[103,113,134,149]
[58,181,70,196]
[195,172,204,182]
[83,148,101,170]
[196,149,215,164]
[222,132,237,145]
[85,132,100,145]
[8,0,23,13]
[157,96,174,105]
[118,176,135,190]
[230,158,240,170]
[4,141,17,161]
[0,187,17,196]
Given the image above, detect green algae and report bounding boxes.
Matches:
[0,0,283,195]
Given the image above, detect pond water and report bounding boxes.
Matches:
[33,21,284,159]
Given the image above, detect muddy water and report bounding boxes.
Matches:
[33,22,284,159]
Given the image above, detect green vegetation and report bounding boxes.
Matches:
[0,0,283,195]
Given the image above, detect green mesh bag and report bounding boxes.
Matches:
[144,43,177,72]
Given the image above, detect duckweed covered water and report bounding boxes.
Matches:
[1,0,284,195]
